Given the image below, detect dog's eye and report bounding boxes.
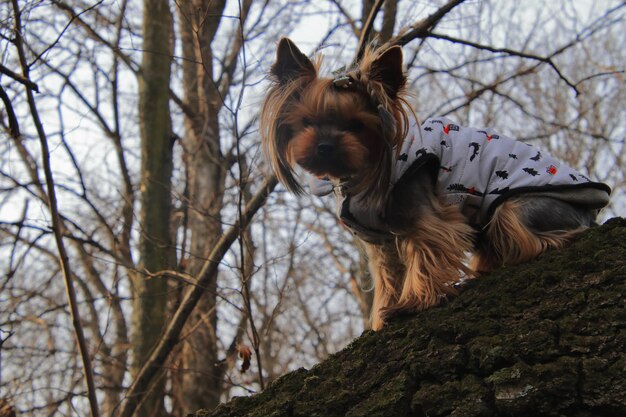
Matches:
[347,119,364,131]
[302,117,313,127]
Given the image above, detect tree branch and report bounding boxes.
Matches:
[329,0,360,37]
[355,0,384,63]
[387,0,466,47]
[0,63,39,92]
[0,84,20,138]
[117,174,278,417]
[427,31,581,96]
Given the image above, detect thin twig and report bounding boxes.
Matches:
[576,70,625,86]
[427,31,581,95]
[31,1,104,66]
[0,329,15,387]
[0,62,39,92]
[387,0,466,47]
[235,0,265,391]
[0,84,20,137]
[329,0,360,37]
[354,0,385,64]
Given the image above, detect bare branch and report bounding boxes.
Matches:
[355,0,385,63]
[329,0,360,37]
[0,63,39,92]
[51,0,139,73]
[387,0,466,47]
[118,174,278,417]
[427,32,581,95]
[0,84,20,137]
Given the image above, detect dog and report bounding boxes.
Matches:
[260,38,611,330]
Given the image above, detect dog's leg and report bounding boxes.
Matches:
[383,198,475,320]
[372,167,475,322]
[473,196,597,272]
[365,241,405,330]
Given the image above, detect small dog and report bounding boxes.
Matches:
[260,38,611,330]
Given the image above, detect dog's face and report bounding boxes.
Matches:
[261,38,409,202]
[281,78,379,180]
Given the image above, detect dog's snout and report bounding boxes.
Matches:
[316,142,336,157]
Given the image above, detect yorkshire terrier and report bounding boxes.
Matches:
[260,38,611,330]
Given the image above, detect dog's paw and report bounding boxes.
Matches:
[379,303,422,321]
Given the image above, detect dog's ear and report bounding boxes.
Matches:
[271,38,316,84]
[367,46,406,99]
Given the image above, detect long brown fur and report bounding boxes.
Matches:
[367,197,475,330]
[260,38,413,209]
[261,38,595,331]
[471,198,585,273]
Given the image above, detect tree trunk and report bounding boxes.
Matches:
[132,0,174,415]
[173,0,228,414]
[197,218,626,417]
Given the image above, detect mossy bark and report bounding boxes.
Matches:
[195,218,626,417]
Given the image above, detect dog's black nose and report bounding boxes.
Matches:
[317,142,335,157]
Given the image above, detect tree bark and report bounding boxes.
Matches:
[174,1,228,413]
[133,0,174,415]
[197,218,626,417]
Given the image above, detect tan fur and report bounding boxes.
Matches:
[260,53,323,194]
[365,242,405,331]
[369,198,475,330]
[472,198,585,273]
[287,128,370,178]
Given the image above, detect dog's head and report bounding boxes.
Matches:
[260,38,410,204]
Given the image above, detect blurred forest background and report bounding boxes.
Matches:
[0,0,623,416]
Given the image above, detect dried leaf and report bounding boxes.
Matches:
[0,399,16,417]
[237,344,252,373]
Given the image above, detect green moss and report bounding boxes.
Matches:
[345,371,414,417]
[486,358,581,415]
[412,375,491,417]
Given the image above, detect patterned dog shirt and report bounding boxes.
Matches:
[310,116,611,243]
